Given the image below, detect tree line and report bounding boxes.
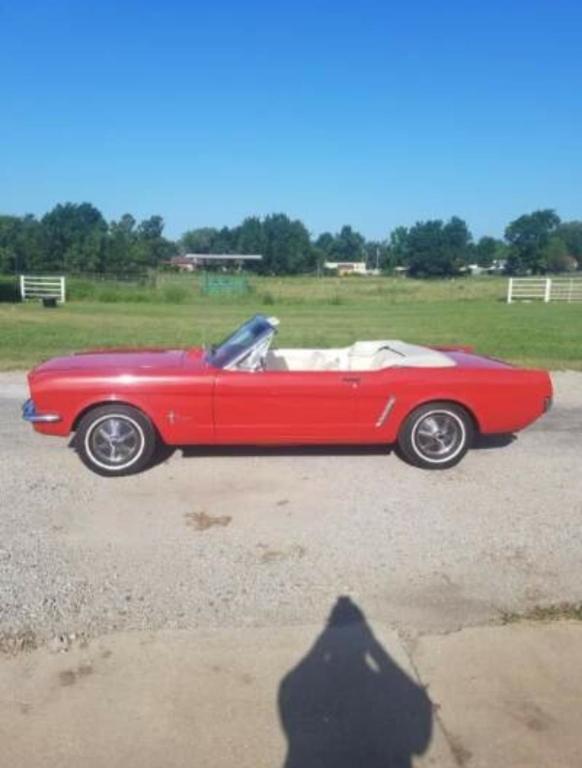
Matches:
[1,202,581,277]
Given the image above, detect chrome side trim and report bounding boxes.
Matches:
[22,399,62,424]
[375,395,396,428]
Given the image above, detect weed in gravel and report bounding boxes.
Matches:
[0,629,38,655]
[500,602,582,624]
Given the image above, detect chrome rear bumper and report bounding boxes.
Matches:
[22,399,61,424]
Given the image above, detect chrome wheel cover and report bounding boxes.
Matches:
[86,415,144,470]
[412,410,465,463]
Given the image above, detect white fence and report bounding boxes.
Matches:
[507,277,582,303]
[20,275,66,304]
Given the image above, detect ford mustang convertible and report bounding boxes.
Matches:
[23,314,552,476]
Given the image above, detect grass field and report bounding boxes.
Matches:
[0,275,580,370]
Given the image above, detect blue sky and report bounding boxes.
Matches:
[1,0,581,240]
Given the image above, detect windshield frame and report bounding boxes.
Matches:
[205,314,277,370]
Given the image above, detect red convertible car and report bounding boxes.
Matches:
[23,314,552,476]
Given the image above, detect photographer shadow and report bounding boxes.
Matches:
[278,597,433,768]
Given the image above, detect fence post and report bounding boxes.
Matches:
[60,276,66,303]
[507,278,514,303]
[544,278,551,303]
[19,274,25,300]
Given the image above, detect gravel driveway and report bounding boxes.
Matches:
[1,371,581,649]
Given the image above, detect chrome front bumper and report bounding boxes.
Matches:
[22,399,61,424]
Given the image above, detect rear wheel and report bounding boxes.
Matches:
[397,402,474,470]
[75,404,157,477]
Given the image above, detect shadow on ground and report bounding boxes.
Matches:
[277,596,433,768]
[146,433,515,469]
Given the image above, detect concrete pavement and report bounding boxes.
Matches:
[1,612,581,767]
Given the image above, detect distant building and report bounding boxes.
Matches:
[165,253,262,272]
[466,260,506,276]
[324,261,379,276]
[167,256,197,272]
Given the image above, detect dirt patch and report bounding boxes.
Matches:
[59,669,77,687]
[185,511,232,531]
[59,663,94,686]
[78,663,94,677]
[449,735,473,766]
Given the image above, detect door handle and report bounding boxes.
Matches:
[342,376,361,386]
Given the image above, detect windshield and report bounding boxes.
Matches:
[207,315,276,369]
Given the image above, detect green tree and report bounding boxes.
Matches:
[555,221,582,263]
[135,215,173,268]
[385,226,409,272]
[41,203,108,272]
[210,226,235,254]
[105,214,139,273]
[310,233,330,274]
[235,217,266,267]
[364,240,390,271]
[504,209,561,275]
[474,236,498,267]
[315,227,366,266]
[406,217,472,277]
[0,214,43,273]
[314,232,335,257]
[444,216,472,268]
[332,225,366,261]
[544,237,577,273]
[179,227,219,254]
[261,213,315,275]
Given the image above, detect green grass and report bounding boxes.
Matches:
[0,275,580,370]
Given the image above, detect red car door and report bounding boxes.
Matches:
[213,369,361,443]
[341,369,405,441]
[351,368,417,443]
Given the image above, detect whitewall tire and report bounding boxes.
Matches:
[75,404,157,477]
[397,402,474,470]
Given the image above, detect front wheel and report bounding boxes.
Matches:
[75,404,158,477]
[397,402,474,470]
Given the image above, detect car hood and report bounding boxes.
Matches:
[31,348,192,375]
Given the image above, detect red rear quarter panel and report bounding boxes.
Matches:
[372,364,552,441]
